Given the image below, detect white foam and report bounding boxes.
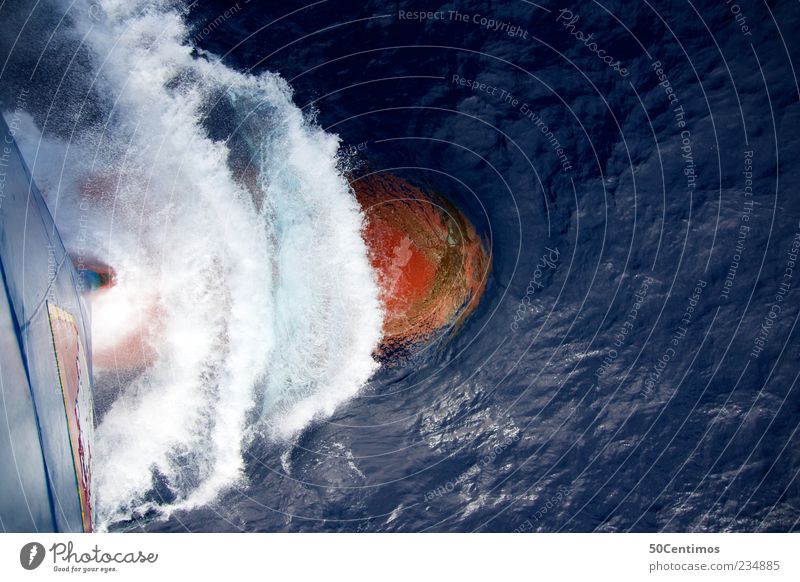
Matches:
[19,0,382,529]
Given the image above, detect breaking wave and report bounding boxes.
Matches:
[7,0,382,529]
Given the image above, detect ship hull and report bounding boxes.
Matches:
[0,114,93,533]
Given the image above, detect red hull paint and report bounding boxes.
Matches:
[353,173,490,356]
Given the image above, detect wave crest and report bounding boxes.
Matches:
[12,0,382,529]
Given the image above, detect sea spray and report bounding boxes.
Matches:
[7,0,383,528]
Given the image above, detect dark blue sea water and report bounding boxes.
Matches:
[174,0,799,533]
[2,0,799,532]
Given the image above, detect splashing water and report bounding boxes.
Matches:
[10,0,383,529]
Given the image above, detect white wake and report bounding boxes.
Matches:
[14,0,382,529]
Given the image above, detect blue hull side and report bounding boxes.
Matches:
[0,114,93,533]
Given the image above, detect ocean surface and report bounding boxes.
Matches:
[1,0,798,532]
